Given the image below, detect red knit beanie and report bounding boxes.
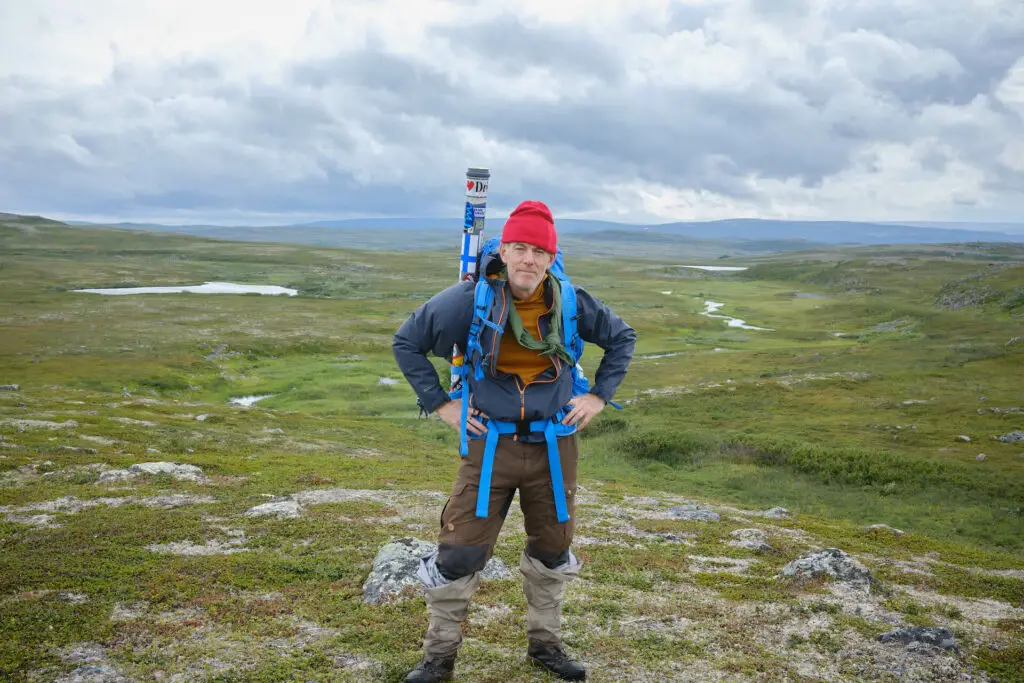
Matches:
[501,200,557,254]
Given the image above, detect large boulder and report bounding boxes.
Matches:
[362,537,513,604]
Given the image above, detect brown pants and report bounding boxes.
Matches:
[435,433,579,579]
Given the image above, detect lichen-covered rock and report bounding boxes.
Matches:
[97,469,138,483]
[244,500,302,519]
[3,419,78,430]
[362,538,433,604]
[997,430,1024,443]
[728,528,773,552]
[362,537,513,604]
[761,507,792,518]
[55,643,131,683]
[653,532,690,544]
[877,626,958,652]
[129,462,208,482]
[666,505,721,522]
[779,548,874,588]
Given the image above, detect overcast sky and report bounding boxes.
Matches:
[1,0,1022,226]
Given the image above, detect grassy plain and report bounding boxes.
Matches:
[1,216,1022,681]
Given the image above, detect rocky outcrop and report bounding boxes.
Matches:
[728,529,773,552]
[779,548,874,589]
[97,461,210,483]
[877,627,958,652]
[244,500,302,519]
[666,504,721,522]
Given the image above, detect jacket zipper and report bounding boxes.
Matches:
[498,282,563,440]
[513,356,562,441]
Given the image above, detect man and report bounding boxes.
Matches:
[392,200,636,682]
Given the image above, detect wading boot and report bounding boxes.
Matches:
[404,571,480,682]
[520,552,585,680]
[405,654,456,683]
[528,642,586,681]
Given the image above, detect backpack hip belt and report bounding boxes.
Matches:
[473,409,576,523]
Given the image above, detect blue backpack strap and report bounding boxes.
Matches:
[542,419,570,522]
[474,414,575,523]
[457,279,498,456]
[555,268,622,410]
[457,375,471,457]
[476,426,501,517]
[557,273,586,397]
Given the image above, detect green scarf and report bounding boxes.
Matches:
[505,271,576,367]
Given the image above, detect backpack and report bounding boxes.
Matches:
[449,237,624,524]
[450,236,590,457]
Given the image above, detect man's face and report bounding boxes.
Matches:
[500,241,555,298]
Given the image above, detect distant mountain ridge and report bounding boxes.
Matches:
[274,217,1024,244]
[38,214,1024,246]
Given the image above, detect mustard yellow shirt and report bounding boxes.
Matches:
[496,283,555,384]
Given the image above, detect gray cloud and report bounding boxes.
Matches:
[826,1,1024,106]
[292,44,458,100]
[432,13,627,84]
[0,0,1021,224]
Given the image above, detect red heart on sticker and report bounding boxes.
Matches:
[466,180,474,191]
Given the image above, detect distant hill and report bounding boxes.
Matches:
[64,216,1024,247]
[55,220,835,258]
[640,218,1024,244]
[876,220,1024,234]
[0,212,68,227]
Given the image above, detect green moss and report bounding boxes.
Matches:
[883,594,929,618]
[969,644,1024,683]
[0,596,114,679]
[835,615,891,639]
[629,632,705,664]
[693,573,799,601]
[717,648,791,677]
[794,599,842,615]
[907,566,1024,605]
[809,628,845,653]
